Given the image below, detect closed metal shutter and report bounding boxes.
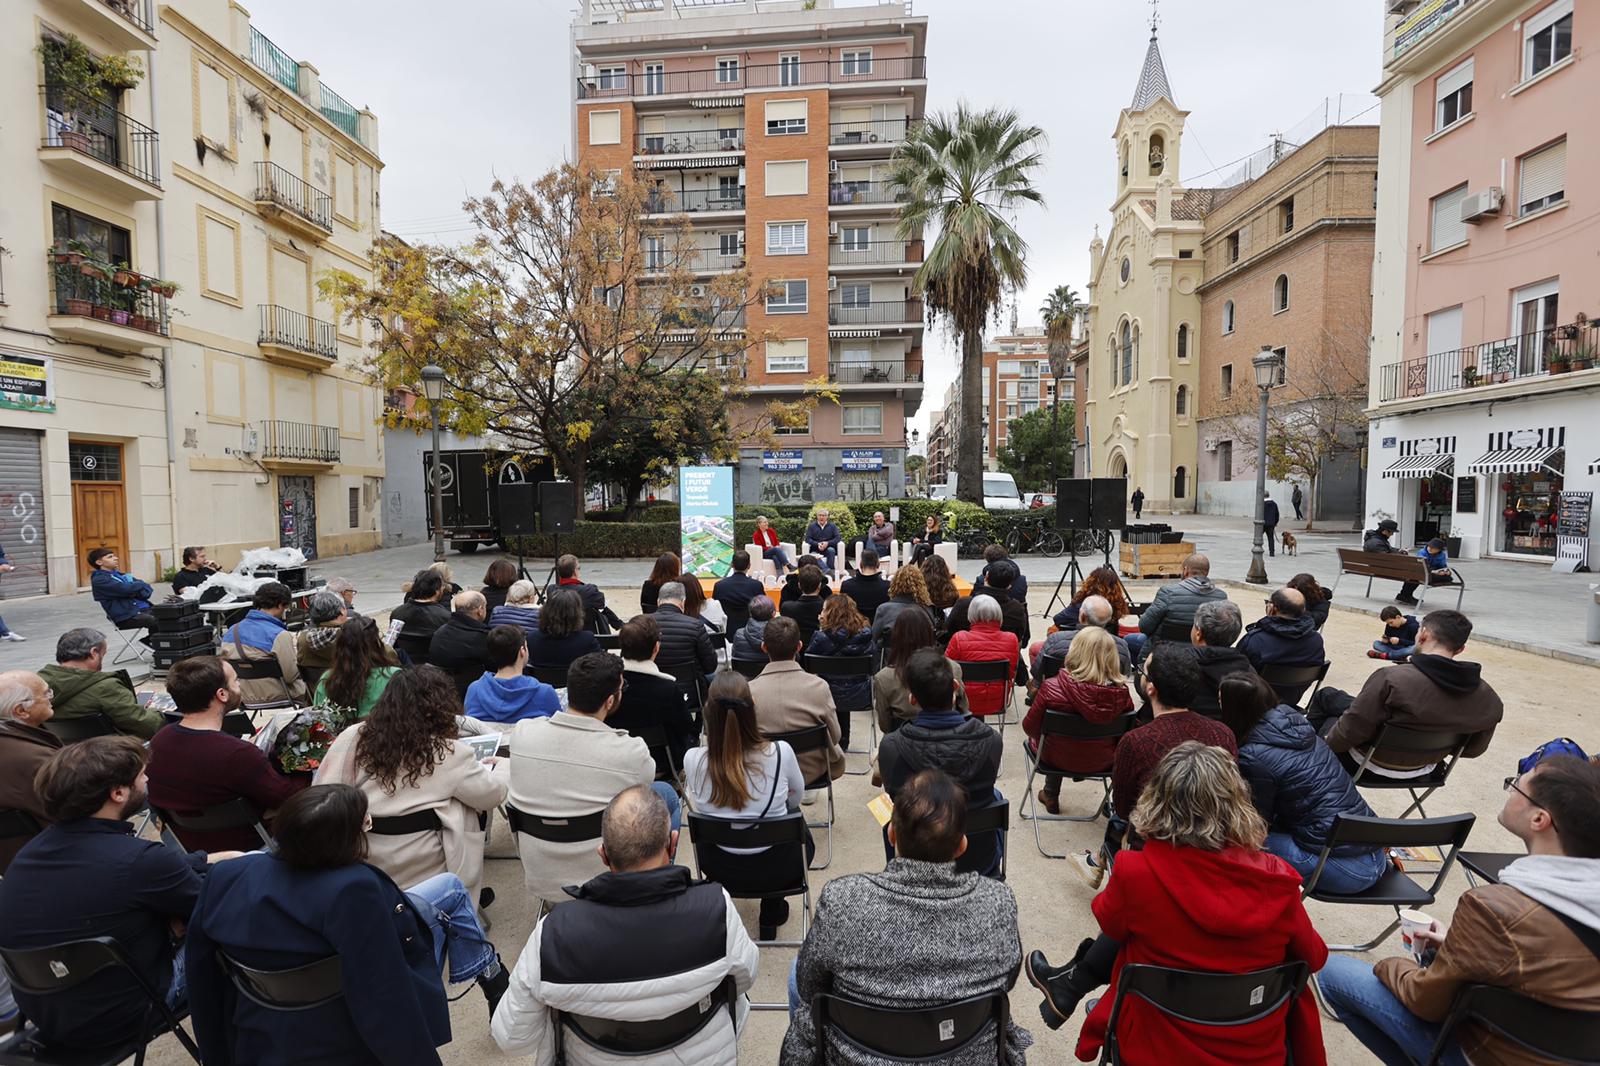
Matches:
[0,427,48,597]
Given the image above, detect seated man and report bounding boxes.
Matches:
[712,551,766,620]
[220,581,308,705]
[428,590,495,696]
[292,591,348,674]
[610,615,698,778]
[492,785,758,1061]
[146,657,306,852]
[87,548,156,638]
[781,769,1028,1064]
[803,509,843,573]
[857,510,896,566]
[1363,518,1405,554]
[0,737,240,1051]
[464,625,560,725]
[748,617,845,791]
[730,596,775,662]
[1181,600,1256,718]
[980,543,1029,607]
[1319,755,1600,1065]
[1309,609,1503,777]
[506,654,677,908]
[548,554,621,633]
[170,545,224,600]
[1397,537,1455,606]
[941,559,1031,686]
[1032,595,1132,679]
[1236,587,1325,703]
[324,576,362,619]
[779,566,829,647]
[0,672,62,873]
[38,627,162,738]
[840,550,890,621]
[653,581,718,691]
[1129,553,1227,662]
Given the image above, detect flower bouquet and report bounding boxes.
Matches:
[270,703,357,776]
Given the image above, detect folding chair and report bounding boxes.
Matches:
[723,605,750,647]
[1349,723,1472,818]
[526,663,571,688]
[686,811,811,1009]
[804,653,876,775]
[504,804,606,918]
[812,990,1011,1065]
[1302,811,1475,952]
[556,975,738,1060]
[955,797,1011,882]
[1099,962,1310,1065]
[628,722,681,786]
[217,951,344,1012]
[1153,619,1192,650]
[226,655,298,713]
[368,807,444,842]
[152,796,272,848]
[298,665,325,694]
[595,632,621,652]
[1021,711,1140,857]
[393,631,433,666]
[107,617,152,667]
[730,657,767,680]
[955,660,1017,734]
[1257,661,1330,709]
[43,712,119,743]
[1035,652,1066,684]
[0,936,202,1065]
[762,723,835,870]
[1425,983,1600,1066]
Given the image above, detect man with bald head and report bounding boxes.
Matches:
[428,589,496,697]
[1130,552,1227,662]
[0,671,61,872]
[1237,586,1326,703]
[1032,595,1132,678]
[492,784,759,1062]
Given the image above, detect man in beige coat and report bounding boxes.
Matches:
[746,616,845,790]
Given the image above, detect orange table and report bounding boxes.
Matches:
[701,574,972,611]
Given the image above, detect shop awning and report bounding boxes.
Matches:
[638,154,742,169]
[1466,447,1564,476]
[1589,458,1600,476]
[1381,453,1454,479]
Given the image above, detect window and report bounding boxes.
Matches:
[716,57,740,84]
[998,360,1021,375]
[644,235,667,270]
[1021,361,1040,378]
[779,53,801,87]
[1221,364,1234,398]
[1519,140,1566,216]
[767,279,807,314]
[1177,323,1190,360]
[842,226,871,251]
[1217,441,1233,481]
[1020,401,1039,415]
[1226,231,1240,263]
[1435,58,1473,131]
[1514,278,1560,340]
[593,170,621,198]
[1178,248,1194,259]
[1280,198,1295,234]
[773,411,810,436]
[718,232,741,257]
[1175,384,1188,416]
[1271,347,1288,386]
[840,283,870,308]
[1523,0,1573,81]
[767,221,807,255]
[1119,321,1133,386]
[717,175,741,202]
[596,66,626,91]
[349,487,361,528]
[1274,274,1290,313]
[51,204,131,267]
[765,98,807,136]
[1018,381,1039,400]
[764,160,807,195]
[1222,300,1235,335]
[840,344,873,367]
[1431,184,1469,251]
[587,109,621,145]
[841,49,873,75]
[1003,380,1018,399]
[843,404,883,435]
[643,62,664,95]
[1119,257,1131,283]
[1005,402,1018,418]
[766,338,809,373]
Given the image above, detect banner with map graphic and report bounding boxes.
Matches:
[679,466,735,577]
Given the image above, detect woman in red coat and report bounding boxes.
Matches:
[944,595,1019,718]
[1031,741,1328,1066]
[1022,626,1134,813]
[751,514,795,574]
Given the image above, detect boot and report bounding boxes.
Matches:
[477,954,510,1015]
[1026,938,1098,1030]
[1036,787,1060,815]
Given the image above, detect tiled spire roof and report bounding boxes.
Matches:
[1130,31,1175,110]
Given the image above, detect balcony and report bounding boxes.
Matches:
[635,127,745,156]
[641,241,744,274]
[46,254,170,351]
[1377,320,1600,403]
[828,360,921,385]
[830,240,922,269]
[829,118,911,148]
[643,188,745,216]
[829,181,907,208]
[657,306,746,334]
[42,0,157,52]
[248,27,368,147]
[1391,0,1475,62]
[578,55,927,100]
[258,304,338,370]
[828,300,923,328]
[253,161,333,240]
[257,420,340,470]
[38,86,162,200]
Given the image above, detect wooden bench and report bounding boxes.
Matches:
[1332,548,1465,610]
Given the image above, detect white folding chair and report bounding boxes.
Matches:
[934,542,958,567]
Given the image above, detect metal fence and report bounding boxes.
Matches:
[578,55,926,99]
[254,161,333,231]
[41,85,161,188]
[829,181,906,206]
[1214,94,1379,190]
[828,118,910,146]
[319,83,360,141]
[828,300,921,326]
[258,420,341,463]
[48,257,170,336]
[830,240,921,266]
[643,188,746,214]
[249,27,300,93]
[636,127,745,154]
[828,360,919,383]
[1378,320,1600,401]
[259,304,337,359]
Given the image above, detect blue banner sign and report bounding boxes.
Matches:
[840,449,883,472]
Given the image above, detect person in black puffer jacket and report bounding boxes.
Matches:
[729,596,774,662]
[1218,672,1388,894]
[805,597,875,728]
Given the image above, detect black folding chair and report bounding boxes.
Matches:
[152,796,271,848]
[1425,983,1600,1065]
[686,811,811,1009]
[368,807,444,842]
[217,951,344,1012]
[226,655,298,712]
[43,713,119,743]
[595,632,621,652]
[557,976,737,1061]
[1021,711,1140,857]
[1036,652,1065,683]
[955,659,1017,734]
[393,631,433,666]
[525,663,571,688]
[1099,962,1309,1065]
[0,937,202,1065]
[1303,812,1475,952]
[298,665,325,694]
[1349,723,1472,818]
[812,990,1011,1065]
[1154,618,1193,648]
[723,606,750,647]
[804,653,876,774]
[730,658,767,680]
[955,797,1011,882]
[763,723,835,870]
[627,723,681,786]
[1257,661,1330,709]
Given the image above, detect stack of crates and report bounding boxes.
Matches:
[149,601,216,674]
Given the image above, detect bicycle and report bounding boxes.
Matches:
[1003,517,1065,558]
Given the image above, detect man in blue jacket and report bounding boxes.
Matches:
[87,548,156,636]
[712,550,766,619]
[804,509,843,573]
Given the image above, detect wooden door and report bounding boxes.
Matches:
[72,482,127,587]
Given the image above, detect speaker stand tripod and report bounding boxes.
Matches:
[1044,541,1089,622]
[537,532,561,603]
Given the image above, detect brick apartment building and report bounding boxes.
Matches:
[570,0,928,508]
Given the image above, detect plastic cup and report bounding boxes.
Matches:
[1398,909,1434,961]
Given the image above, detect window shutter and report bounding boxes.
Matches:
[638,115,666,134]
[764,160,808,196]
[1520,140,1566,209]
[764,99,808,122]
[1431,185,1468,251]
[587,110,621,145]
[1436,58,1473,101]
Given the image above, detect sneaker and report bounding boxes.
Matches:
[801,790,819,806]
[1367,649,1386,660]
[1072,849,1106,890]
[1394,595,1420,606]
[478,887,496,910]
[0,633,23,642]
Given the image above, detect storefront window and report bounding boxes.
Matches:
[1415,472,1454,544]
[1497,473,1561,556]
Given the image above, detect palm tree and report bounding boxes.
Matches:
[1040,284,1083,481]
[889,104,1045,506]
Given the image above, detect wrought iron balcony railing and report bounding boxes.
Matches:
[259,304,337,360]
[95,0,155,35]
[636,128,745,154]
[48,254,170,335]
[828,118,911,146]
[40,85,161,188]
[828,360,921,384]
[643,188,746,214]
[257,420,341,463]
[253,161,333,231]
[828,300,923,326]
[829,240,922,267]
[641,241,745,272]
[578,55,927,99]
[828,181,907,206]
[1377,320,1600,402]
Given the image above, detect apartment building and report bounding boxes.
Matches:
[1368,0,1592,564]
[0,0,385,596]
[927,382,954,487]
[571,0,927,508]
[980,329,1072,464]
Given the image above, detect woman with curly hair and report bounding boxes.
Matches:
[313,616,401,718]
[1286,572,1331,631]
[870,564,940,648]
[918,553,960,616]
[1052,565,1131,630]
[525,586,600,669]
[317,665,507,901]
[639,552,680,614]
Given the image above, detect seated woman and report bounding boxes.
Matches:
[185,784,507,1066]
[1218,671,1388,893]
[781,555,832,605]
[523,587,600,670]
[392,569,452,642]
[488,579,541,638]
[1027,741,1328,1066]
[918,553,960,618]
[870,564,940,649]
[1287,572,1331,631]
[639,552,680,615]
[1052,565,1131,631]
[944,595,1019,720]
[683,671,810,942]
[479,559,518,613]
[679,571,726,633]
[1023,626,1135,815]
[805,594,873,750]
[871,609,969,736]
[314,617,402,719]
[753,515,795,574]
[316,666,508,903]
[907,513,942,564]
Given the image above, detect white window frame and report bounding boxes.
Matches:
[642,62,664,95]
[1435,58,1474,132]
[596,66,626,91]
[592,168,621,197]
[716,56,741,84]
[839,282,871,308]
[766,339,809,374]
[1523,0,1573,81]
[842,403,883,435]
[772,411,811,436]
[998,359,1021,375]
[718,232,741,258]
[1431,183,1470,252]
[587,110,622,146]
[842,226,871,252]
[766,279,808,314]
[1018,380,1039,400]
[764,159,808,196]
[1518,139,1566,217]
[779,52,802,87]
[1274,274,1290,314]
[840,49,874,76]
[1512,277,1560,338]
[643,234,667,270]
[768,116,806,136]
[766,221,808,256]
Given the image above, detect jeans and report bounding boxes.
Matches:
[810,546,837,571]
[1398,573,1453,600]
[1124,632,1148,663]
[650,780,683,831]
[166,945,187,1011]
[1317,955,1468,1066]
[763,546,793,572]
[0,612,10,637]
[1264,832,1388,894]
[1265,525,1278,556]
[1372,640,1415,658]
[405,873,498,984]
[788,958,803,1016]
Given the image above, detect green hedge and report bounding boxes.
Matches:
[505,521,679,559]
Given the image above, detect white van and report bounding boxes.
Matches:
[936,473,1025,510]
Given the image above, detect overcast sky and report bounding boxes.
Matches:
[259,0,1382,440]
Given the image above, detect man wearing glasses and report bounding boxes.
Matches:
[1317,755,1600,1064]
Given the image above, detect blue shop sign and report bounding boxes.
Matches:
[763,450,804,472]
[841,449,883,471]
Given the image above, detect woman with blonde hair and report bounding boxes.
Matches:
[918,553,960,615]
[1028,741,1328,1065]
[1022,626,1135,813]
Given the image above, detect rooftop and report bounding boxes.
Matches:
[1129,31,1176,111]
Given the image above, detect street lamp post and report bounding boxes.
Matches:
[421,364,447,563]
[1246,346,1285,585]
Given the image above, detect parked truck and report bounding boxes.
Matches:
[422,449,554,552]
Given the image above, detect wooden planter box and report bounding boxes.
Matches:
[1120,541,1194,579]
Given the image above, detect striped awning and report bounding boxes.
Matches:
[638,154,741,169]
[690,96,744,108]
[1466,447,1564,476]
[1588,458,1600,476]
[830,328,881,339]
[1382,452,1454,479]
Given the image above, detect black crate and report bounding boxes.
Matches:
[149,627,214,652]
[153,643,217,670]
[152,601,201,624]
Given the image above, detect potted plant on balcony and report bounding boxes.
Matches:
[38,36,144,152]
[107,275,136,326]
[1460,366,1481,388]
[1571,341,1596,373]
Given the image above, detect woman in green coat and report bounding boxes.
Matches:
[314,617,401,718]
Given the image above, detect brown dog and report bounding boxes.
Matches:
[1281,530,1298,556]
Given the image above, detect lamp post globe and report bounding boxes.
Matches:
[1246,346,1284,585]
[420,365,447,562]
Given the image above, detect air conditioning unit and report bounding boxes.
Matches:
[1203,437,1218,453]
[689,284,707,297]
[828,222,840,238]
[720,138,738,151]
[1386,0,1419,13]
[828,159,839,173]
[828,276,838,291]
[1459,187,1503,224]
